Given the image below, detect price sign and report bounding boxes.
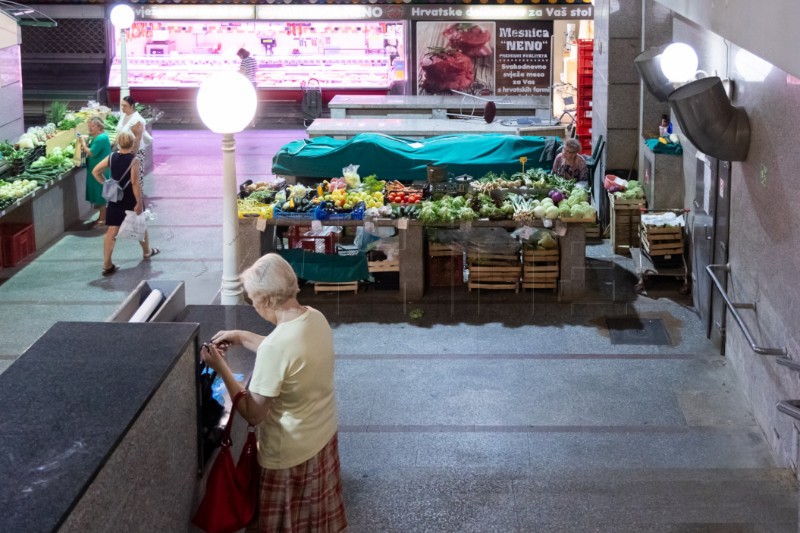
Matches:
[311,220,323,231]
[397,218,408,230]
[256,218,267,232]
[364,221,375,234]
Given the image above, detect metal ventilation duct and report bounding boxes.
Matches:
[634,45,673,102]
[668,76,751,162]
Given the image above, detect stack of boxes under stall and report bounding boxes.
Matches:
[609,192,647,255]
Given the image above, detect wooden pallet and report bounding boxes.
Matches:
[467,251,520,292]
[640,223,684,256]
[521,249,559,290]
[313,281,358,294]
[609,193,646,255]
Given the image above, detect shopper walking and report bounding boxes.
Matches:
[201,253,347,533]
[78,115,111,226]
[237,47,258,85]
[237,48,258,127]
[91,131,159,276]
[116,95,153,184]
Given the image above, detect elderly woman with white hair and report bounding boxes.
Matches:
[201,253,348,533]
[551,137,589,184]
[78,115,112,225]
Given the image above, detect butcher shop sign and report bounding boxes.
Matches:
[495,21,553,96]
[416,20,553,97]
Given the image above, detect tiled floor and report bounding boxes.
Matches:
[0,127,796,531]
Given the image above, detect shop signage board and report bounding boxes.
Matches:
[129,4,592,22]
[415,20,553,96]
[495,21,553,96]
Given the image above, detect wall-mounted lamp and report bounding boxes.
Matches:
[635,42,750,161]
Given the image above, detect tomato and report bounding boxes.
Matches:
[396,192,405,200]
[388,194,397,202]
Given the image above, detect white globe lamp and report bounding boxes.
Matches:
[660,43,698,83]
[197,72,257,134]
[110,4,134,30]
[197,72,257,305]
[110,4,135,106]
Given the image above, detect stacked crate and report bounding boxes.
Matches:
[521,248,559,291]
[640,220,684,263]
[427,242,464,288]
[466,247,521,292]
[609,193,646,255]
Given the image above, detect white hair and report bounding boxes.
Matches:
[240,253,299,309]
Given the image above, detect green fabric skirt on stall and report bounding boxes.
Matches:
[278,249,370,283]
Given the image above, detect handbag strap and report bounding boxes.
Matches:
[222,389,252,445]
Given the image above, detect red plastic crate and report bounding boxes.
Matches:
[286,225,338,254]
[0,223,35,267]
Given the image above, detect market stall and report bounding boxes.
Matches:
[236,164,597,301]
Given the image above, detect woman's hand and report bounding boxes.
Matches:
[134,202,143,215]
[200,343,227,373]
[211,330,240,349]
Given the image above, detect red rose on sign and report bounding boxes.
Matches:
[444,23,492,57]
[420,48,475,93]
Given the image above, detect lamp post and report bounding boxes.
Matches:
[110,4,135,109]
[197,72,257,305]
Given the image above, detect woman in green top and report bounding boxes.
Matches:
[78,116,112,225]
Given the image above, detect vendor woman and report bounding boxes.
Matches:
[552,138,589,184]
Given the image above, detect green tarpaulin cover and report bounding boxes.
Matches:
[645,138,683,155]
[272,133,561,180]
[279,249,370,283]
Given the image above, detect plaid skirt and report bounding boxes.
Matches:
[247,433,347,533]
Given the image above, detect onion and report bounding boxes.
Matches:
[549,190,565,204]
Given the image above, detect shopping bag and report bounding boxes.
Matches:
[192,389,260,533]
[116,210,147,241]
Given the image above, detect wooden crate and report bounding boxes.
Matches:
[427,242,463,287]
[368,259,400,273]
[584,224,601,240]
[467,250,520,292]
[609,193,646,255]
[428,242,462,257]
[521,249,559,290]
[314,281,358,294]
[46,129,76,155]
[640,222,684,257]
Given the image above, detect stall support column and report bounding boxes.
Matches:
[399,223,425,300]
[558,223,587,300]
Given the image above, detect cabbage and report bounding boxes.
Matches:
[17,134,35,149]
[545,206,560,220]
[532,205,546,219]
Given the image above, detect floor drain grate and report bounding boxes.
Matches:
[606,317,672,346]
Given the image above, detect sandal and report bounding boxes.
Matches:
[143,247,160,259]
[102,264,118,276]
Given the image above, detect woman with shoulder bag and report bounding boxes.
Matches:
[91,130,159,276]
[201,254,348,533]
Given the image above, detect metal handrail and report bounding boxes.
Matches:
[777,400,800,422]
[706,264,788,356]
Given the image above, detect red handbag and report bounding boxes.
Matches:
[192,389,260,533]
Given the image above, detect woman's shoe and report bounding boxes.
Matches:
[101,264,118,276]
[143,247,160,259]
